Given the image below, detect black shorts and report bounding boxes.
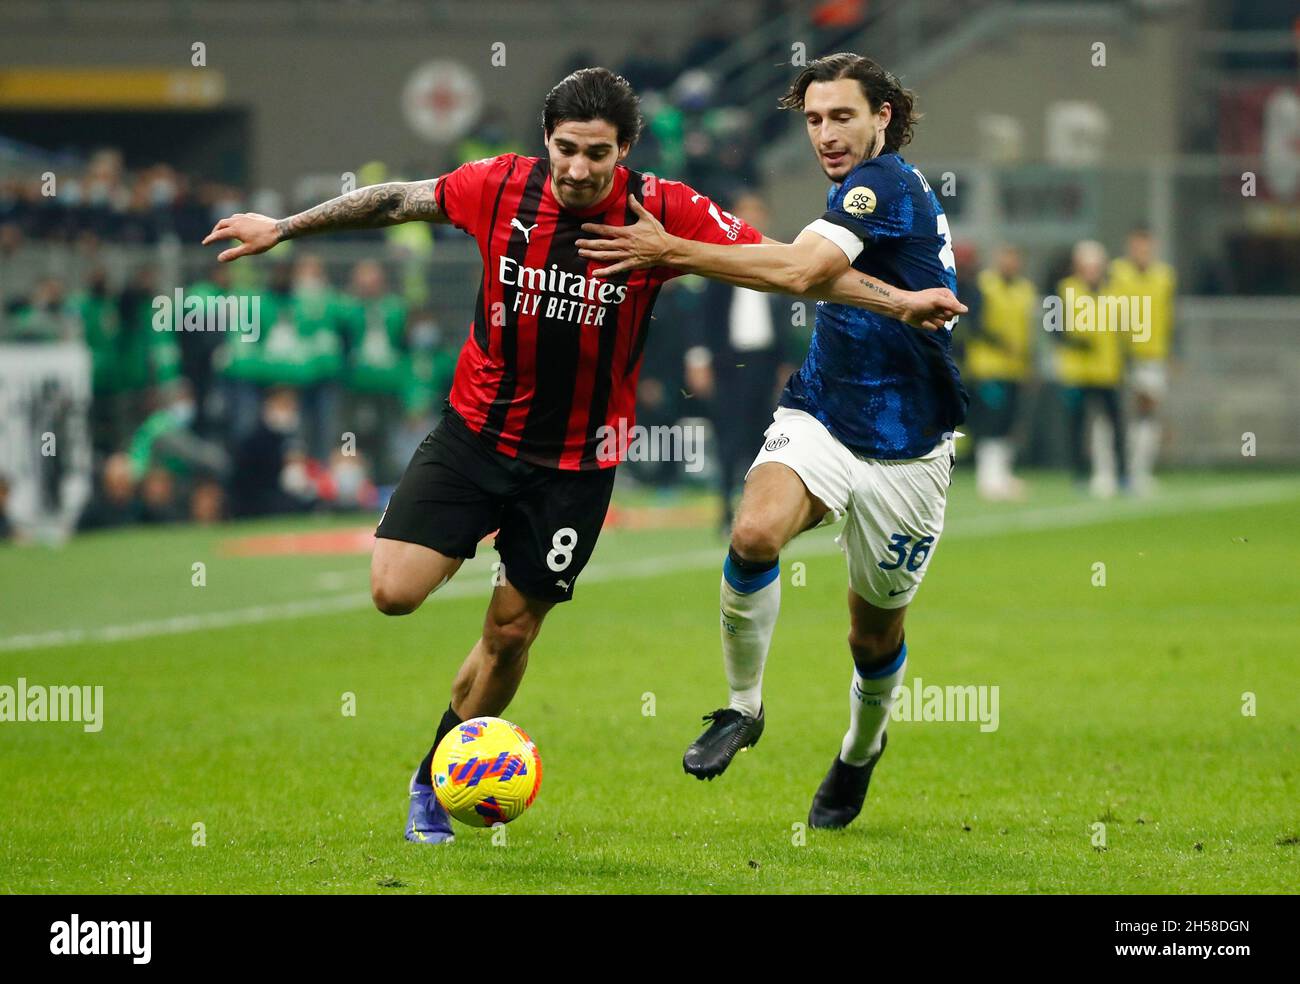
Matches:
[376,407,616,603]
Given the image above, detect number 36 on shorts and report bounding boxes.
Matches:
[877,533,935,572]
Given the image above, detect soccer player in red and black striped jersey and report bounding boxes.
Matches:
[204,67,964,845]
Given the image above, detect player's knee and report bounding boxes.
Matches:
[848,626,904,670]
[730,516,783,564]
[370,576,422,616]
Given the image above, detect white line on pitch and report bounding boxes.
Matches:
[1,479,1296,654]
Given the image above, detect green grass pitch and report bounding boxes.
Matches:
[1,471,1297,894]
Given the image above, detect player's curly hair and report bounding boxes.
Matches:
[543,67,643,148]
[778,53,920,154]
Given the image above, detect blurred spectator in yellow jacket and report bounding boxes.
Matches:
[1052,240,1126,497]
[967,245,1036,501]
[1110,227,1176,496]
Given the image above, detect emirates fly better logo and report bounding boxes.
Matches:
[498,256,626,326]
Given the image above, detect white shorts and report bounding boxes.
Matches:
[1129,359,1169,400]
[747,407,955,609]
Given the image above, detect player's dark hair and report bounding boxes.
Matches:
[778,52,920,154]
[543,67,643,148]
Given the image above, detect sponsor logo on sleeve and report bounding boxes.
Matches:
[843,187,877,216]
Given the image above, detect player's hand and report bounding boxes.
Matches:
[202,212,282,262]
[899,287,967,331]
[576,197,670,276]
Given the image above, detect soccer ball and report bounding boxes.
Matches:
[431,716,542,827]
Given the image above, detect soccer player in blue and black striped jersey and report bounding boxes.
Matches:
[579,53,968,831]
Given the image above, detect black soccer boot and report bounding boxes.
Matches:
[808,731,888,829]
[682,705,765,780]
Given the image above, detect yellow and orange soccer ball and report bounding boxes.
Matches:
[431,717,542,827]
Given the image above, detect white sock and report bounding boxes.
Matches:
[720,553,780,718]
[1129,417,1161,490]
[975,440,998,494]
[991,438,1016,486]
[976,438,1012,495]
[841,643,907,765]
[1089,413,1117,497]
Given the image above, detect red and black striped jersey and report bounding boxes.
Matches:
[435,153,762,470]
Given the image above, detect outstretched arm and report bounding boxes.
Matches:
[808,268,965,332]
[578,199,844,294]
[577,197,965,331]
[757,233,963,330]
[202,180,447,261]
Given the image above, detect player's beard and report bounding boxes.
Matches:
[821,130,881,181]
[555,174,608,209]
[863,128,882,163]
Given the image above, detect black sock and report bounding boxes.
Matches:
[851,637,906,678]
[727,545,778,574]
[415,703,463,786]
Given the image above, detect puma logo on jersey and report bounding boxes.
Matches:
[555,577,574,591]
[511,218,538,242]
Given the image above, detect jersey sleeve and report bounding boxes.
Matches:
[805,164,912,263]
[653,180,763,248]
[433,156,506,236]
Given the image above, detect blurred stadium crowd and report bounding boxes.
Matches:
[0,0,1183,540]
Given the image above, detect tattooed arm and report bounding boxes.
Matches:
[275,181,447,239]
[803,269,965,332]
[201,180,446,261]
